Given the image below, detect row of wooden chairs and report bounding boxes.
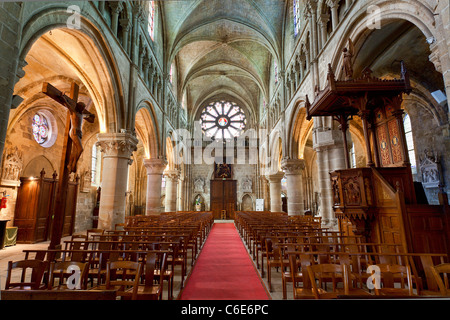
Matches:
[2,212,214,300]
[3,252,167,300]
[235,211,450,299]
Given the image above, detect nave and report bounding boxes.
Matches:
[1,211,450,300]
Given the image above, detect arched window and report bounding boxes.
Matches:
[32,113,50,145]
[349,142,357,168]
[91,143,102,186]
[148,1,155,40]
[293,0,301,37]
[200,101,247,140]
[274,61,279,84]
[32,110,57,148]
[169,64,173,83]
[403,113,417,174]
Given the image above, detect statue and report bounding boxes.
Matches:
[61,95,95,173]
[343,39,354,80]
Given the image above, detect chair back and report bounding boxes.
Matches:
[106,260,143,300]
[430,263,450,296]
[48,261,89,290]
[5,260,47,290]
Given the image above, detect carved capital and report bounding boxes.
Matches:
[96,132,138,159]
[164,169,180,181]
[266,171,285,183]
[109,1,124,14]
[281,158,305,175]
[429,42,442,73]
[143,158,167,175]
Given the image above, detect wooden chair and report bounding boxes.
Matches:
[307,263,348,299]
[430,263,450,296]
[5,260,48,290]
[289,254,320,299]
[66,235,89,262]
[153,252,173,299]
[266,238,283,292]
[131,253,164,300]
[373,264,415,297]
[47,261,89,290]
[279,247,301,299]
[102,260,143,300]
[87,228,104,240]
[167,238,186,288]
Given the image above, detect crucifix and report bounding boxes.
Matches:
[42,81,95,250]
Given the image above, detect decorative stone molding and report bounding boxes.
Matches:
[164,169,180,181]
[194,177,205,193]
[281,158,305,175]
[1,146,23,186]
[266,171,285,183]
[143,158,167,175]
[429,42,442,73]
[241,176,253,193]
[96,132,139,161]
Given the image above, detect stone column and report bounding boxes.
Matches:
[266,172,285,212]
[143,158,167,215]
[281,159,306,216]
[164,169,179,212]
[313,121,347,229]
[327,0,339,31]
[109,1,123,37]
[261,176,270,211]
[96,132,138,230]
[177,177,185,211]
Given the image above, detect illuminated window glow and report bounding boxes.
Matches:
[403,113,417,174]
[200,101,247,140]
[293,0,301,37]
[32,113,50,145]
[148,1,155,40]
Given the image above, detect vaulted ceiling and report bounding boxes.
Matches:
[161,0,287,124]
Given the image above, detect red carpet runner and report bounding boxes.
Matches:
[179,223,270,300]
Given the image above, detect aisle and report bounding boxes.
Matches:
[179,223,270,300]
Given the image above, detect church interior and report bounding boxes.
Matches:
[0,0,449,302]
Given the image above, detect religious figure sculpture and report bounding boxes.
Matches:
[1,146,23,182]
[343,39,354,80]
[61,95,95,173]
[215,162,232,179]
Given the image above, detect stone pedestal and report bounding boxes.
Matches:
[281,158,306,216]
[143,158,167,215]
[266,172,285,212]
[164,170,179,212]
[96,132,138,230]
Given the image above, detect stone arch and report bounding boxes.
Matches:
[17,5,125,133]
[22,155,54,178]
[268,131,283,174]
[288,99,314,160]
[135,102,160,159]
[241,193,254,211]
[165,135,175,170]
[329,1,440,79]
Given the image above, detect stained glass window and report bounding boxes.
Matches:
[293,0,301,37]
[200,101,247,140]
[32,113,50,145]
[274,61,279,84]
[148,1,155,40]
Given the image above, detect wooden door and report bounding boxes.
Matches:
[210,180,237,219]
[14,179,39,243]
[62,181,78,237]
